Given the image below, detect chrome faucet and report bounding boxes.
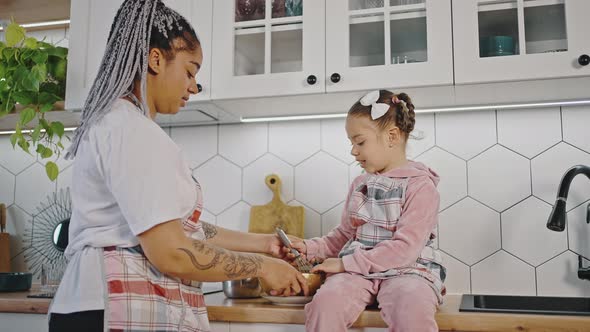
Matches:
[546,165,590,280]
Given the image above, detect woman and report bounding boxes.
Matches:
[48,1,307,331]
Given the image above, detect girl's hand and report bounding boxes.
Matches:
[310,258,345,274]
[280,235,307,260]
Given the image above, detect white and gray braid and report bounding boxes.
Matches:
[153,4,186,38]
[66,0,196,159]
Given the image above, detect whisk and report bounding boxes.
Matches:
[275,227,312,273]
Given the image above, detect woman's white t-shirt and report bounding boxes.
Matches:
[50,99,197,313]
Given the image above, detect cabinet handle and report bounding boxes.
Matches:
[307,75,317,85]
[197,84,203,92]
[330,73,341,83]
[579,54,590,66]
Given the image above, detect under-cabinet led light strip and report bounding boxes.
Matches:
[240,99,590,123]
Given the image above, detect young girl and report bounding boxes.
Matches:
[288,90,446,332]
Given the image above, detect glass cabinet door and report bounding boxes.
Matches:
[453,0,590,84]
[476,0,568,58]
[212,0,325,99]
[326,0,453,92]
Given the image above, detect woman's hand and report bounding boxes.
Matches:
[260,256,309,296]
[264,234,288,259]
[310,258,345,274]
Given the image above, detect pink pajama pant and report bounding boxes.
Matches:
[304,273,439,332]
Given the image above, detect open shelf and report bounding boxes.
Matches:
[478,0,564,12]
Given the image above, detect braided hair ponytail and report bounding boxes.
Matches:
[66,0,200,159]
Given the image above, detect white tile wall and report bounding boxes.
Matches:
[3,106,590,297]
[2,29,590,300]
[468,145,531,211]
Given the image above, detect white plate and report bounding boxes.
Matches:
[262,295,313,306]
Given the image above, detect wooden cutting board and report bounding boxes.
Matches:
[248,174,305,238]
[0,203,9,273]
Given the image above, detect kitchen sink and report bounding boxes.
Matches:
[460,294,590,316]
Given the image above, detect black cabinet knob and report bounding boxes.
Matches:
[197,84,203,92]
[307,75,317,85]
[579,54,590,66]
[330,73,341,83]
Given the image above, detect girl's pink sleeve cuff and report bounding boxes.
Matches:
[304,239,320,260]
[341,250,363,274]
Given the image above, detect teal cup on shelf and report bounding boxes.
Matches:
[480,36,514,57]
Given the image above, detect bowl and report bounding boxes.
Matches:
[222,278,261,298]
[0,272,33,292]
[260,272,325,296]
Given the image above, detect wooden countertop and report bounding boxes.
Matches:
[2,290,590,331]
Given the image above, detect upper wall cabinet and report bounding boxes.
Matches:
[325,0,454,93]
[66,0,213,111]
[211,0,326,99]
[211,0,453,99]
[453,0,590,84]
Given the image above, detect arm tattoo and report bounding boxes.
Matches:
[177,240,263,279]
[200,221,218,239]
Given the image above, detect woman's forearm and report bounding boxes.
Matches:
[171,237,269,281]
[140,220,268,282]
[200,221,270,253]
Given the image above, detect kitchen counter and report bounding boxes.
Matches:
[1,290,590,331]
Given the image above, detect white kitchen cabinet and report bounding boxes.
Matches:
[452,0,590,84]
[325,0,454,93]
[211,0,453,99]
[66,0,214,110]
[211,0,326,99]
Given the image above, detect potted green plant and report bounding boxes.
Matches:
[0,21,68,181]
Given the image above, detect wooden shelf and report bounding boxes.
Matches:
[350,10,425,25]
[234,15,302,29]
[234,22,303,36]
[0,111,80,134]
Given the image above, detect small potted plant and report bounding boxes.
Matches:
[0,21,68,181]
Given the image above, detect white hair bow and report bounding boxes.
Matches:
[360,90,390,120]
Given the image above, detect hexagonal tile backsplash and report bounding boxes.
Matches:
[4,107,590,296]
[1,27,589,296]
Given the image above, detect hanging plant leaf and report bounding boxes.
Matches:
[31,124,42,143]
[5,22,26,47]
[10,132,18,148]
[32,50,48,64]
[41,146,53,159]
[40,103,53,113]
[51,121,65,139]
[17,137,31,154]
[45,161,59,182]
[24,37,38,49]
[39,91,60,105]
[13,91,34,106]
[19,107,36,126]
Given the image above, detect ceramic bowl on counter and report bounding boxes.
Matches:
[260,272,325,296]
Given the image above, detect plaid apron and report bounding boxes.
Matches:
[103,179,210,332]
[339,175,446,303]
